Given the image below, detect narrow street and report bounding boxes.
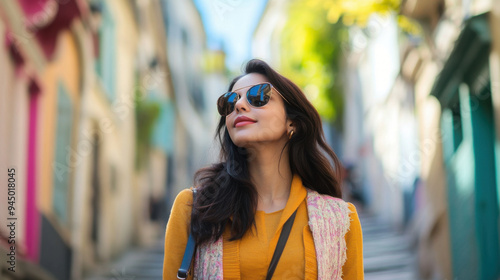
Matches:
[360,212,418,280]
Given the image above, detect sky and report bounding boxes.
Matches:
[193,0,268,71]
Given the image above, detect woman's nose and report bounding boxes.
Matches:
[234,94,249,112]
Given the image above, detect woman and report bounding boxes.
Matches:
[163,59,364,279]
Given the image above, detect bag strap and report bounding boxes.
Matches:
[265,209,298,280]
[177,189,197,279]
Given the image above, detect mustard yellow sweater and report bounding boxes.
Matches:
[163,176,364,279]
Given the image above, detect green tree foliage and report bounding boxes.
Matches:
[318,0,400,25]
[279,0,416,126]
[319,0,419,33]
[280,1,348,124]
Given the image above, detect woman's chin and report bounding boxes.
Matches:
[232,138,256,148]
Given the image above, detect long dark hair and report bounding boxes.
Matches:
[191,59,343,244]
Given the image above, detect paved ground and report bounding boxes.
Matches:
[85,212,419,279]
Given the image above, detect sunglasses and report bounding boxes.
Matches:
[217,83,289,116]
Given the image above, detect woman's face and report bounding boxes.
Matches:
[226,73,292,147]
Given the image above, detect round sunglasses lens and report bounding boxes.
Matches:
[247,84,271,107]
[217,92,238,116]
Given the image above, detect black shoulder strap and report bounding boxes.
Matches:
[177,189,197,279]
[266,209,298,280]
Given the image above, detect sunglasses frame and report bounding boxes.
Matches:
[217,82,290,116]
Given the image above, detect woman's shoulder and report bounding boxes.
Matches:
[170,188,195,215]
[174,188,195,203]
[306,189,352,205]
[346,202,358,214]
[346,202,361,221]
[306,190,361,219]
[344,202,363,240]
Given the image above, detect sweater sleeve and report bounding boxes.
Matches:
[342,202,364,279]
[162,189,194,280]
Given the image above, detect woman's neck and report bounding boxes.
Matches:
[246,143,293,213]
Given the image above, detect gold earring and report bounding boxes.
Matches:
[288,130,294,139]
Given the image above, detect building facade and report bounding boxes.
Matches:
[0,0,192,279]
[401,0,500,278]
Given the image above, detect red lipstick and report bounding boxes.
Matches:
[234,115,257,127]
